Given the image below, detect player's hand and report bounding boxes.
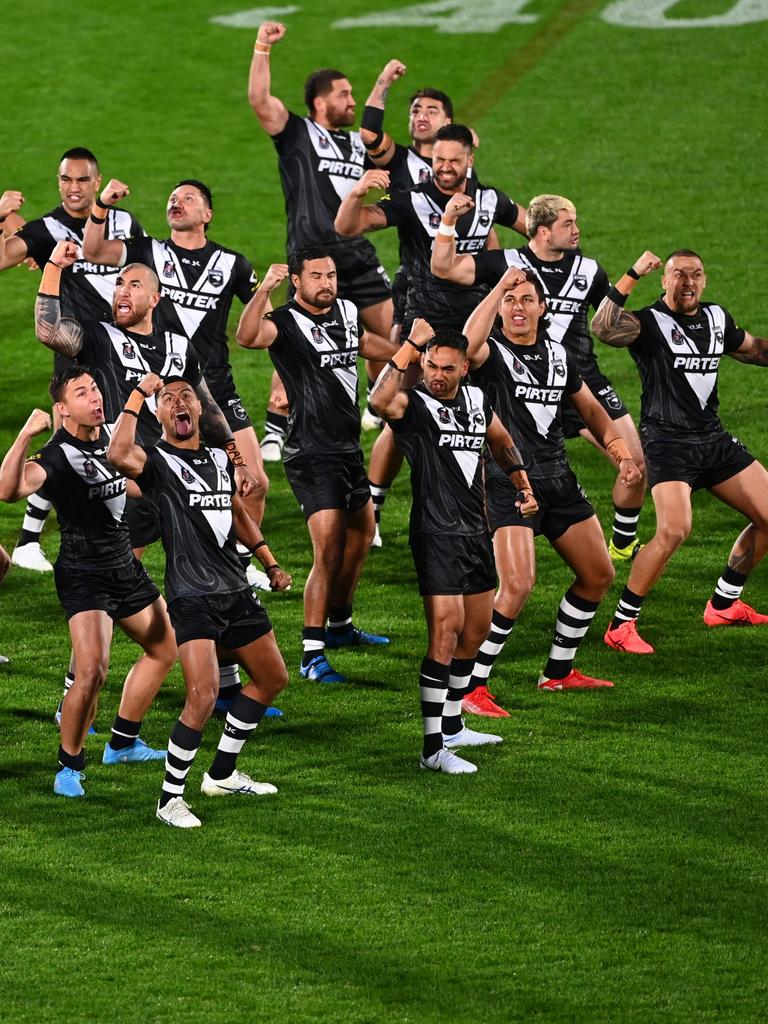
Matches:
[443,193,474,223]
[619,458,642,488]
[138,372,163,396]
[234,464,259,498]
[379,59,406,85]
[257,21,286,45]
[22,409,52,438]
[516,488,538,517]
[407,317,435,355]
[50,240,80,268]
[469,127,480,150]
[501,266,528,290]
[0,190,24,219]
[261,263,289,292]
[632,251,662,277]
[267,564,292,591]
[99,179,130,207]
[353,168,390,198]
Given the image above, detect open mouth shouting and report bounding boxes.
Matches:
[174,410,193,438]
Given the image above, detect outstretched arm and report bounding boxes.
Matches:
[370,318,433,421]
[0,409,51,502]
[730,331,768,366]
[236,263,285,348]
[247,22,290,135]
[34,241,85,357]
[334,169,390,236]
[591,250,662,347]
[486,413,538,517]
[359,59,406,165]
[81,178,130,265]
[463,264,527,367]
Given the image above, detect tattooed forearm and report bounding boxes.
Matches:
[493,442,526,476]
[591,297,641,347]
[196,380,233,447]
[731,336,768,366]
[374,78,390,103]
[34,295,83,356]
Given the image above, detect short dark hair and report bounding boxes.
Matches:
[501,270,550,338]
[433,124,473,150]
[175,179,213,210]
[49,364,92,403]
[665,248,702,264]
[288,245,335,277]
[409,88,453,120]
[304,69,347,113]
[426,328,469,355]
[59,147,99,171]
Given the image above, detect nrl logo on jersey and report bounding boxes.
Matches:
[122,342,135,359]
[671,327,686,345]
[572,275,587,291]
[181,466,195,484]
[311,326,325,345]
[438,407,452,424]
[208,269,224,287]
[318,134,330,149]
[428,213,442,229]
[419,167,431,184]
[163,261,175,278]
[512,356,526,375]
[83,459,98,479]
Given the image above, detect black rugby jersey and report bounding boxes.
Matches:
[136,442,245,602]
[273,112,380,254]
[32,425,132,570]
[122,236,255,371]
[266,298,364,460]
[473,246,610,371]
[386,143,433,192]
[629,299,745,440]
[390,382,493,536]
[17,205,145,324]
[376,176,518,327]
[471,330,582,480]
[78,322,203,444]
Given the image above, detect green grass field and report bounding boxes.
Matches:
[2,2,768,1021]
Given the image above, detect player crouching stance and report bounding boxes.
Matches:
[371,322,538,773]
[109,373,291,828]
[0,368,176,798]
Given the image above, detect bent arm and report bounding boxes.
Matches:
[0,428,48,503]
[486,414,533,496]
[591,250,662,347]
[236,267,285,348]
[360,59,406,165]
[247,24,290,135]
[359,330,398,362]
[107,390,149,479]
[730,331,768,366]
[81,210,126,265]
[35,262,84,357]
[334,189,388,237]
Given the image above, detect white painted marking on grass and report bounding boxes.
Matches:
[210,6,300,28]
[334,0,537,33]
[602,0,768,28]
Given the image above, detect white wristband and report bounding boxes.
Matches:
[437,222,456,238]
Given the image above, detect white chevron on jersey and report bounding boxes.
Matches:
[60,426,126,522]
[44,211,131,306]
[495,337,568,437]
[651,306,726,410]
[156,446,233,548]
[414,385,487,489]
[288,300,360,404]
[508,250,599,344]
[304,118,366,202]
[148,240,237,339]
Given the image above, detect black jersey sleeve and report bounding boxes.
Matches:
[494,191,519,230]
[134,447,159,493]
[375,190,410,227]
[271,110,305,149]
[723,308,747,353]
[28,443,60,485]
[76,321,105,364]
[587,265,611,310]
[123,235,154,265]
[471,250,509,287]
[15,219,53,265]
[565,351,584,394]
[234,254,258,305]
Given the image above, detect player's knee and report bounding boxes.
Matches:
[497,572,534,609]
[592,558,616,595]
[76,661,109,694]
[657,520,690,553]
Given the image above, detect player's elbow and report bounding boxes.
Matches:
[333,211,357,237]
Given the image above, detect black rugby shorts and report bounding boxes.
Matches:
[487,469,595,541]
[169,587,272,648]
[284,449,371,520]
[410,531,496,597]
[643,429,755,490]
[55,557,160,621]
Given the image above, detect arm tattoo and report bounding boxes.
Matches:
[375,78,390,103]
[494,442,526,476]
[591,297,641,347]
[196,380,233,447]
[34,294,83,356]
[731,336,768,366]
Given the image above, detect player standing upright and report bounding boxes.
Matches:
[593,249,768,653]
[432,194,646,561]
[0,150,146,572]
[237,249,396,683]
